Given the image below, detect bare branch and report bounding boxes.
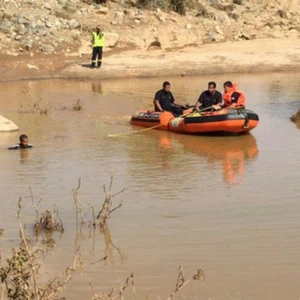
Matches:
[166,266,205,300]
[97,177,125,228]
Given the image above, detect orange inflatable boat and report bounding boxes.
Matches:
[130,108,259,134]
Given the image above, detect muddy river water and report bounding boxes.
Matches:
[0,73,300,300]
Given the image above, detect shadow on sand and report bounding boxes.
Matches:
[81,63,93,69]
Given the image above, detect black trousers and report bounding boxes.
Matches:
[91,47,103,67]
[170,106,183,117]
[154,105,183,117]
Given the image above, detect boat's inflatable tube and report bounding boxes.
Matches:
[130,108,259,134]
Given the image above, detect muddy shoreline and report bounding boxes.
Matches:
[1,38,300,82]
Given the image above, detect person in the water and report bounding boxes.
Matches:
[8,134,33,150]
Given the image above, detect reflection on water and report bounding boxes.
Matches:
[20,149,29,164]
[91,82,103,94]
[172,134,258,185]
[101,226,126,265]
[1,73,300,300]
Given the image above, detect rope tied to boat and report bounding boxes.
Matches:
[236,107,249,129]
[108,110,195,138]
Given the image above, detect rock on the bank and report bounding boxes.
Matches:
[290,110,300,122]
[68,19,80,29]
[96,6,109,15]
[105,32,119,48]
[41,44,55,53]
[0,115,19,132]
[23,39,35,51]
[0,20,12,32]
[114,11,125,24]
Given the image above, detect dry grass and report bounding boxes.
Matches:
[1,180,205,299]
[19,87,51,115]
[72,177,125,229]
[89,266,205,300]
[58,99,84,111]
[19,86,84,114]
[97,177,125,229]
[166,265,205,300]
[35,210,64,234]
[72,177,126,263]
[73,178,84,226]
[29,188,64,249]
[73,99,84,111]
[0,197,107,300]
[91,273,135,300]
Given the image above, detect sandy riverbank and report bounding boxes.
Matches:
[0,38,300,82]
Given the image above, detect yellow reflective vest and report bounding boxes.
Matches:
[93,32,105,47]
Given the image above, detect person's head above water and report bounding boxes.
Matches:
[163,81,171,92]
[223,81,233,93]
[208,81,217,94]
[19,134,29,148]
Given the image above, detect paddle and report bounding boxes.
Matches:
[108,106,215,138]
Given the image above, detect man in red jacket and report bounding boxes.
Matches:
[222,81,246,108]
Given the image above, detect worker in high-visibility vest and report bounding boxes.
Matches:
[91,26,105,68]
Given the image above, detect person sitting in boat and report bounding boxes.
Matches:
[223,81,246,108]
[8,134,33,150]
[195,81,222,111]
[154,81,183,116]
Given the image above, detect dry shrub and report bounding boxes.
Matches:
[73,177,125,230]
[58,99,84,111]
[136,0,186,14]
[72,178,126,264]
[0,247,35,300]
[166,266,205,300]
[91,273,135,300]
[97,177,125,229]
[30,188,64,238]
[1,181,205,300]
[19,87,51,115]
[90,266,204,300]
[170,0,186,15]
[73,99,84,111]
[0,197,107,300]
[35,210,64,234]
[195,3,212,18]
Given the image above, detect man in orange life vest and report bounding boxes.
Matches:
[222,81,246,108]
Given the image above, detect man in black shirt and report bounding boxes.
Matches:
[195,81,222,110]
[154,81,183,116]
